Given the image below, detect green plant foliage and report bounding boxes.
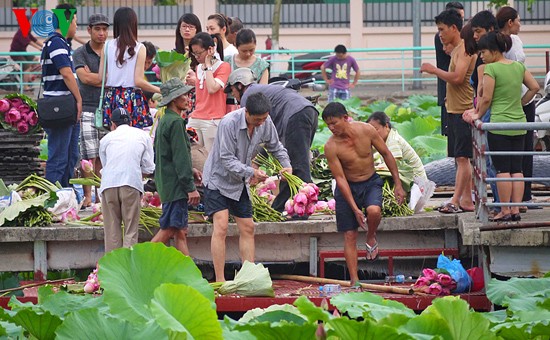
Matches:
[327,317,407,339]
[0,319,24,339]
[221,316,256,340]
[55,308,168,340]
[293,295,332,323]
[37,286,109,319]
[409,135,448,164]
[10,308,62,340]
[394,116,440,141]
[234,320,317,340]
[487,277,550,306]
[98,242,214,323]
[329,291,416,320]
[150,283,223,339]
[421,296,497,340]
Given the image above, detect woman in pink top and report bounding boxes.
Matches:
[186,32,230,151]
[99,7,160,129]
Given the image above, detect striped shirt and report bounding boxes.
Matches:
[373,128,426,179]
[40,32,76,97]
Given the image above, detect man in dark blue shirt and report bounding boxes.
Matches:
[40,4,82,187]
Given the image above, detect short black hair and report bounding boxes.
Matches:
[322,102,348,120]
[366,111,392,129]
[470,10,497,31]
[245,92,271,115]
[445,1,464,10]
[435,9,463,31]
[229,16,243,35]
[334,44,347,54]
[142,41,157,59]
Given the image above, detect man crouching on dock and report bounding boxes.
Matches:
[322,102,406,285]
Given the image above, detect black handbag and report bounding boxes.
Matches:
[36,36,78,129]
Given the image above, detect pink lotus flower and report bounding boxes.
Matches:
[414,276,431,288]
[327,199,336,211]
[285,199,295,215]
[316,323,327,340]
[6,108,21,124]
[28,111,38,126]
[19,105,30,115]
[305,202,316,215]
[308,182,319,195]
[0,99,10,113]
[422,268,438,281]
[294,204,306,216]
[81,159,93,173]
[437,273,453,287]
[428,283,443,295]
[9,98,23,108]
[294,193,308,205]
[16,120,29,134]
[150,192,161,207]
[265,178,277,191]
[315,200,328,211]
[441,288,451,296]
[152,64,161,79]
[60,208,80,223]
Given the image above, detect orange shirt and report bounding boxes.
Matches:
[192,61,230,120]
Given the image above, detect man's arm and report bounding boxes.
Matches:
[59,66,82,121]
[325,139,365,229]
[140,132,155,175]
[369,127,405,204]
[350,58,360,89]
[421,53,477,85]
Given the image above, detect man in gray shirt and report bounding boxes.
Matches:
[202,92,291,282]
[72,13,109,207]
[225,68,318,213]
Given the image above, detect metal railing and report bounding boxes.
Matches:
[2,45,549,94]
[471,120,550,224]
[3,0,550,31]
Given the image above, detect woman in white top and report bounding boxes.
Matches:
[99,7,160,129]
[206,13,238,59]
[497,6,535,207]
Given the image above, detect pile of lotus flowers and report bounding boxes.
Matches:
[413,268,457,296]
[84,266,100,294]
[142,191,161,208]
[0,94,40,134]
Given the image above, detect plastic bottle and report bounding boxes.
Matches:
[384,275,414,284]
[319,284,341,297]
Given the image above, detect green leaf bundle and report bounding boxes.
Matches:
[218,261,275,297]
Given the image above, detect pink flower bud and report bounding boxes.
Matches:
[9,98,23,108]
[441,288,451,296]
[308,182,319,194]
[16,120,29,134]
[294,193,308,205]
[316,323,327,340]
[0,99,10,113]
[6,108,21,124]
[414,276,431,288]
[84,282,96,293]
[437,273,453,287]
[327,199,336,211]
[428,283,443,295]
[422,268,438,281]
[28,111,38,126]
[306,202,316,215]
[285,200,294,215]
[315,201,328,211]
[81,159,94,173]
[294,204,306,216]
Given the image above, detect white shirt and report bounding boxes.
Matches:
[99,124,155,195]
[105,39,143,87]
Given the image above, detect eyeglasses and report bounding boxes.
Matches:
[191,49,207,58]
[180,24,196,31]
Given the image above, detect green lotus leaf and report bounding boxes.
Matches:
[327,317,410,339]
[55,308,168,340]
[293,295,332,323]
[329,291,415,320]
[37,286,108,319]
[150,283,222,339]
[487,277,550,306]
[234,320,317,340]
[239,304,306,324]
[10,309,62,340]
[98,242,214,323]
[220,316,256,340]
[422,296,497,340]
[400,312,452,339]
[404,95,438,111]
[0,320,24,339]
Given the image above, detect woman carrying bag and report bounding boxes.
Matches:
[98,7,159,129]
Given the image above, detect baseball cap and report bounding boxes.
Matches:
[224,68,256,93]
[88,13,110,27]
[111,108,130,125]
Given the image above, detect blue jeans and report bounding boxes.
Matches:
[44,122,80,188]
[328,88,350,102]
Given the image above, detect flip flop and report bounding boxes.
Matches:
[438,203,463,214]
[365,241,379,262]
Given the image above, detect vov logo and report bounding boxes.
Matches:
[12,8,76,38]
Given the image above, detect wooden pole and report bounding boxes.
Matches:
[272,274,413,295]
[0,278,74,295]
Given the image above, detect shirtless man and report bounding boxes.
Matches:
[322,102,406,285]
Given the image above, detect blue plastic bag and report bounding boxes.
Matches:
[437,254,472,293]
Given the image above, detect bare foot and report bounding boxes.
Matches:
[81,197,92,208]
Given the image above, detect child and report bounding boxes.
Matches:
[321,44,361,102]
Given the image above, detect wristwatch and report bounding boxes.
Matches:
[203,66,213,71]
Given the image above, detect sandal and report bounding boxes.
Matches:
[438,202,463,214]
[365,241,379,262]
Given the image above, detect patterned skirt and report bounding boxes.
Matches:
[102,87,152,129]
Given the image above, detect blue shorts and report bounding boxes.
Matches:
[328,88,350,102]
[204,187,253,218]
[335,173,383,232]
[159,199,189,229]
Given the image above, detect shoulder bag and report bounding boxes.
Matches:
[94,41,108,131]
[36,36,77,129]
